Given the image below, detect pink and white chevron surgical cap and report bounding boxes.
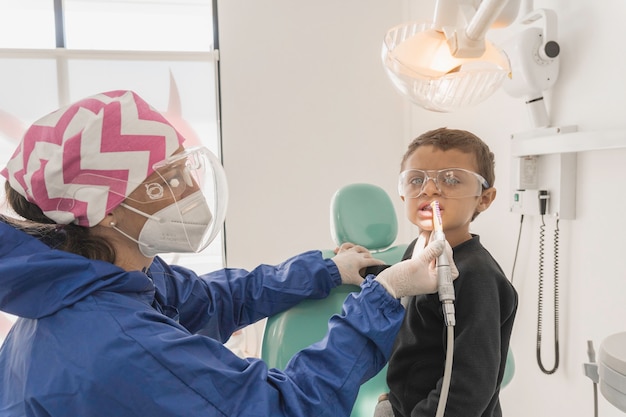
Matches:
[1,90,185,227]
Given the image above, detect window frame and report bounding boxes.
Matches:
[0,0,225,274]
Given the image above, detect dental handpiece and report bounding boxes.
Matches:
[431,201,456,327]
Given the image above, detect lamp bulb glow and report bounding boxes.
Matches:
[382,21,511,112]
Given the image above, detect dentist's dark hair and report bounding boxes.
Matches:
[3,181,116,263]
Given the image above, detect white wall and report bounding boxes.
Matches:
[218,0,408,268]
[219,1,626,416]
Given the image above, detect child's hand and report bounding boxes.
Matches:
[331,243,385,286]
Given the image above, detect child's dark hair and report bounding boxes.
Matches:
[400,127,496,190]
[401,127,495,221]
[3,181,116,263]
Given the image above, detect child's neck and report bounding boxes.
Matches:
[445,231,473,248]
[418,230,472,249]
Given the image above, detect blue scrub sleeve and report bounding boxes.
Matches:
[271,277,404,416]
[93,277,404,417]
[149,251,341,342]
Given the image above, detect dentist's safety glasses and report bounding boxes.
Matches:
[118,146,229,255]
[398,168,489,199]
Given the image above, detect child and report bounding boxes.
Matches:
[383,127,518,417]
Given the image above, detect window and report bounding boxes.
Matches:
[0,0,223,285]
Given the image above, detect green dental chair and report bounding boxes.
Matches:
[261,183,407,417]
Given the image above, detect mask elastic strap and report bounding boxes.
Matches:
[120,203,162,222]
[112,203,158,255]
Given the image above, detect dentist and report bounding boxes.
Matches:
[0,90,455,417]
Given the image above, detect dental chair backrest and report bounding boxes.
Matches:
[261,183,407,417]
[327,183,408,262]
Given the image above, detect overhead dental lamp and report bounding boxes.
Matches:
[382,0,521,112]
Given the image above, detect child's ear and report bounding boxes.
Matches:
[476,187,497,214]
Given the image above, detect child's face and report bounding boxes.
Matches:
[400,145,496,247]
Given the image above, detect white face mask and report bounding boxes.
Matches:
[115,191,214,257]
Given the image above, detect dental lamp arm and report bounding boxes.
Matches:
[520,8,559,60]
[442,0,518,58]
[501,7,560,128]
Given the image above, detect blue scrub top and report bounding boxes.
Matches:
[0,221,404,417]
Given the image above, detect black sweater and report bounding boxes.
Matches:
[386,235,518,417]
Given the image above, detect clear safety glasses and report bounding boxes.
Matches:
[398,168,489,199]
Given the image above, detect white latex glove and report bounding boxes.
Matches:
[375,239,458,298]
[331,243,385,286]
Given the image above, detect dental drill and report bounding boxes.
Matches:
[431,200,456,327]
[431,200,455,417]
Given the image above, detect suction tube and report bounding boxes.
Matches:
[430,201,456,417]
